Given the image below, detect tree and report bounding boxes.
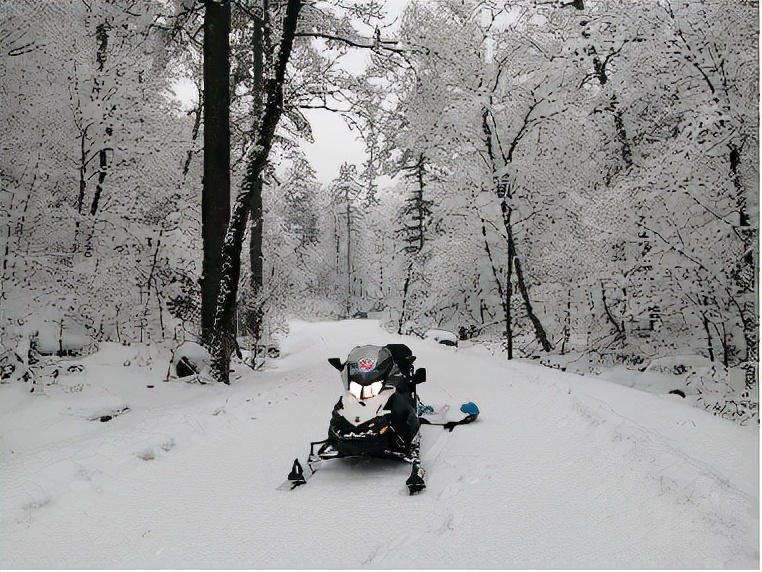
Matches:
[328,163,364,316]
[371,0,558,355]
[200,0,231,344]
[208,0,302,384]
[1,0,199,343]
[395,153,434,334]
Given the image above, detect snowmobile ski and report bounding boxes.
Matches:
[406,461,426,495]
[285,458,307,489]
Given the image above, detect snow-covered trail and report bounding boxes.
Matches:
[0,320,758,568]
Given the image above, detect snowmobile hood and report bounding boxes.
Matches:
[344,345,395,386]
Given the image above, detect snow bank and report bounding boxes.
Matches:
[168,341,214,383]
[424,328,458,346]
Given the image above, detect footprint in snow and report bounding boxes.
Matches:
[368,510,461,565]
[136,438,177,461]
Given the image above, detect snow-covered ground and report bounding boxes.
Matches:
[1,319,758,568]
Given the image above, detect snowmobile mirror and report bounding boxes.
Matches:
[412,367,426,385]
[328,357,344,371]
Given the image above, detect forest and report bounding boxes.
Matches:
[1,0,758,391]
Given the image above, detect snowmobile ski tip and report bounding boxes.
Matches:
[286,458,307,489]
[406,462,426,495]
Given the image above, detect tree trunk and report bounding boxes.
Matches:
[209,0,302,384]
[398,263,412,335]
[728,141,757,391]
[345,184,352,316]
[513,244,552,352]
[201,0,231,344]
[504,199,514,359]
[611,94,632,170]
[483,106,551,358]
[77,130,88,216]
[90,21,110,218]
[701,312,715,362]
[247,15,265,342]
[397,153,429,325]
[414,153,425,252]
[561,288,572,355]
[600,281,625,343]
[477,207,506,329]
[482,108,512,357]
[711,321,729,367]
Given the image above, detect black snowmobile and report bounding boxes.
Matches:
[285,343,478,495]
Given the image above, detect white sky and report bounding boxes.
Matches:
[300,0,410,183]
[299,107,369,184]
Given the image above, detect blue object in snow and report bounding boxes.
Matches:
[417,403,435,416]
[460,401,479,416]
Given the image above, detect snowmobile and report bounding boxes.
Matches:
[284,343,479,495]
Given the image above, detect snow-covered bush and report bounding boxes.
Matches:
[32,321,96,357]
[687,366,758,425]
[424,329,458,347]
[168,341,213,383]
[0,349,29,384]
[643,355,714,376]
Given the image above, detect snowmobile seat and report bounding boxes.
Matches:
[384,389,420,451]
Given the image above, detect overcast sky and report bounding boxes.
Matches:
[300,0,410,184]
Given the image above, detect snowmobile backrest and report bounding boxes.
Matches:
[412,367,426,385]
[384,344,416,378]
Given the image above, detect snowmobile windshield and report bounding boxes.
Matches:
[345,345,395,386]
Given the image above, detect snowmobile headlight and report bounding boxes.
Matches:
[349,381,362,400]
[348,380,384,401]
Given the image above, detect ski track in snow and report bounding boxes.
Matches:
[0,319,758,568]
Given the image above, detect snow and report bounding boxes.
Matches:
[169,340,213,381]
[0,319,758,568]
[643,354,715,374]
[424,328,459,346]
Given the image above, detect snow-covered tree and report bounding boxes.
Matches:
[1,0,199,344]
